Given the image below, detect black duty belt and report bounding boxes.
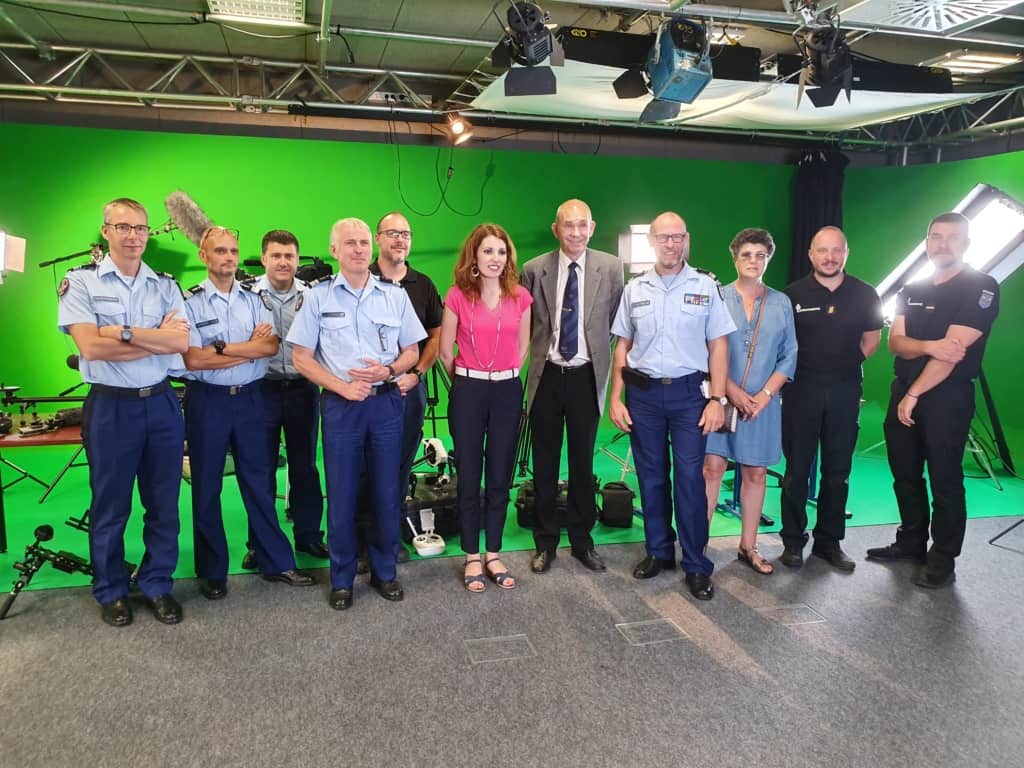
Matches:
[187,380,259,396]
[90,379,171,399]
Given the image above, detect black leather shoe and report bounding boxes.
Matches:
[263,569,316,587]
[397,545,410,564]
[296,541,329,559]
[199,580,227,600]
[329,588,353,610]
[685,572,715,601]
[866,541,926,563]
[811,546,856,572]
[779,547,804,568]
[369,575,404,602]
[100,598,133,627]
[241,550,258,570]
[145,594,183,625]
[573,548,606,572]
[913,566,956,589]
[632,555,676,579]
[530,550,555,573]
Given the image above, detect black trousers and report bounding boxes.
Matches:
[780,374,861,551]
[530,362,599,553]
[883,377,974,569]
[448,375,522,554]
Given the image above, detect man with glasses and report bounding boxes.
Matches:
[182,226,315,600]
[58,198,189,627]
[609,211,734,600]
[521,199,624,574]
[288,218,425,611]
[868,212,999,588]
[779,226,882,571]
[240,230,327,571]
[354,213,443,567]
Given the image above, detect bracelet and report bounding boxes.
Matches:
[386,364,396,379]
[763,388,773,398]
[906,392,919,399]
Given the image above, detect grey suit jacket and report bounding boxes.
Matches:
[520,248,625,416]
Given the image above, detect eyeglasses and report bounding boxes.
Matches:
[105,222,151,236]
[652,233,688,244]
[737,252,770,262]
[379,229,412,240]
[199,226,240,251]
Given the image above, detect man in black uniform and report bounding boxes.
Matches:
[867,212,999,588]
[780,226,882,571]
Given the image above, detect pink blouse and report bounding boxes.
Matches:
[445,284,532,372]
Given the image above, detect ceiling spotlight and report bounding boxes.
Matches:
[492,2,564,97]
[446,114,473,145]
[612,17,713,123]
[791,2,852,108]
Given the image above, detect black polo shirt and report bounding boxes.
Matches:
[370,261,444,355]
[893,265,998,384]
[785,272,883,381]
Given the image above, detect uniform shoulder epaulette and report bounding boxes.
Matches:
[239,278,260,291]
[306,275,332,289]
[241,280,274,310]
[68,263,98,272]
[183,283,204,300]
[693,267,719,282]
[155,271,188,298]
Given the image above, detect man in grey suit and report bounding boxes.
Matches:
[521,198,625,573]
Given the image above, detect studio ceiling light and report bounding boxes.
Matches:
[446,113,473,145]
[207,1,305,24]
[920,49,1023,75]
[492,2,564,97]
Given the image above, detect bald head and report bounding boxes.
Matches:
[808,225,849,280]
[329,218,373,280]
[648,212,690,274]
[552,198,596,259]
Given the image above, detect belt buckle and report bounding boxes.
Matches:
[229,385,240,396]
[139,386,153,398]
[487,371,496,381]
[660,378,672,385]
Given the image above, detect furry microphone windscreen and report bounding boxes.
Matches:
[164,190,212,245]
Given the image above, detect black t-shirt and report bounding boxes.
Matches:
[784,272,883,380]
[370,261,444,355]
[893,265,999,384]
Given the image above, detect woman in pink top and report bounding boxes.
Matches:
[440,224,533,592]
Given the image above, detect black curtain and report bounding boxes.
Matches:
[790,151,849,283]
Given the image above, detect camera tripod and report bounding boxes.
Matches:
[1,524,92,620]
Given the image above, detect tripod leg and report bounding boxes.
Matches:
[39,445,86,503]
[0,568,38,620]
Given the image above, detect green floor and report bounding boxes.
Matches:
[2,402,1020,593]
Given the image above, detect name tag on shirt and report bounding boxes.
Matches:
[93,296,119,302]
[794,304,820,313]
[196,319,219,328]
[683,293,709,306]
[630,300,651,308]
[322,311,345,318]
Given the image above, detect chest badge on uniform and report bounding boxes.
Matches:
[295,293,304,312]
[683,293,710,306]
[260,292,273,311]
[827,305,836,315]
[979,289,994,309]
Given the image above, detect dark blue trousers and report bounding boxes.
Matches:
[322,390,403,589]
[448,375,522,555]
[81,384,183,604]
[626,374,714,576]
[259,378,324,547]
[185,381,296,581]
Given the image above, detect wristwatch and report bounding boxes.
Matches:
[386,364,396,380]
[120,325,133,344]
[711,395,728,406]
[213,339,226,355]
[409,366,423,381]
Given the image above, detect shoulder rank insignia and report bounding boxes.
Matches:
[58,277,70,298]
[184,283,204,300]
[693,267,724,299]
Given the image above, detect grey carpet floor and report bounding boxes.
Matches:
[1,518,1022,768]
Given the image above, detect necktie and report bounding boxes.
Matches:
[559,261,579,360]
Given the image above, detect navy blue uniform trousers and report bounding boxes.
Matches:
[448,375,521,555]
[322,389,404,589]
[626,374,714,576]
[259,378,324,547]
[81,383,183,604]
[185,381,296,581]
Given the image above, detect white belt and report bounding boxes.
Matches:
[455,366,520,381]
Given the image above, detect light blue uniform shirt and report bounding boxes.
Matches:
[286,272,426,383]
[252,275,309,379]
[57,255,186,388]
[182,277,276,386]
[611,263,736,378]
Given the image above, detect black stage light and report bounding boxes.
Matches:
[492,2,564,96]
[791,2,852,108]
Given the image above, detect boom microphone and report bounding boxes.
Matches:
[164,190,212,245]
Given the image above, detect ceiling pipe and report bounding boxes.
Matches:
[0,7,49,56]
[318,0,333,74]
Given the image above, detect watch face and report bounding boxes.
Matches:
[121,327,133,342]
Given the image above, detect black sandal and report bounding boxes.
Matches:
[464,557,486,593]
[484,556,516,590]
[738,545,774,575]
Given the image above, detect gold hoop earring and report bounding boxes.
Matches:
[471,265,480,278]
